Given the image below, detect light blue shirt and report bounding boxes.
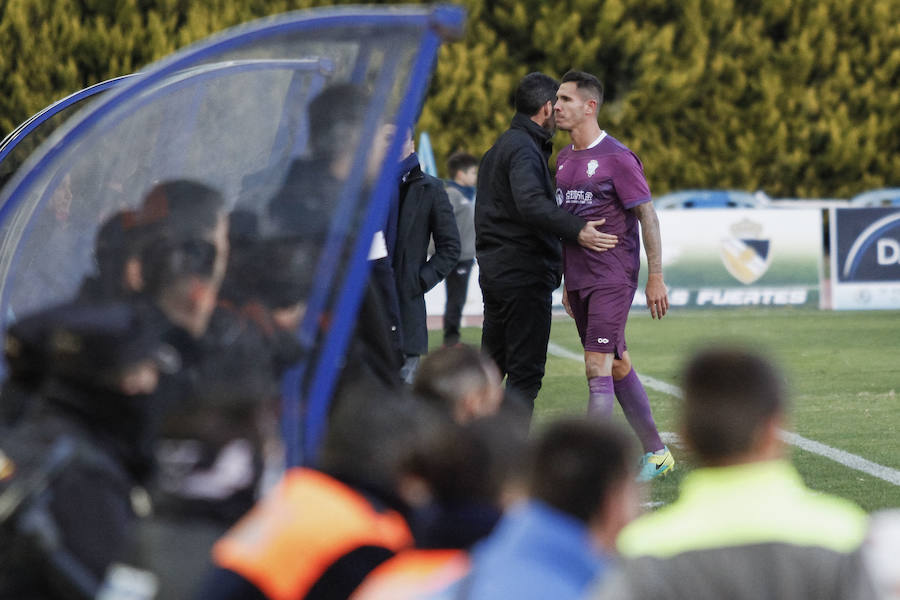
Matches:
[432,500,610,600]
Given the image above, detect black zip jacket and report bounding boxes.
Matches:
[474,113,585,290]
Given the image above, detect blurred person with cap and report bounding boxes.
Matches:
[0,300,179,599]
[590,347,876,600]
[431,418,639,600]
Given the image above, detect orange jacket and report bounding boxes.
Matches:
[350,549,470,600]
[213,468,413,600]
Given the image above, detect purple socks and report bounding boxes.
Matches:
[587,375,615,418]
[614,368,664,453]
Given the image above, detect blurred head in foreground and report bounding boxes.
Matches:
[681,346,787,467]
[531,419,638,552]
[412,344,503,424]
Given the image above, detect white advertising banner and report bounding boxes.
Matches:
[425,208,824,318]
[638,209,824,308]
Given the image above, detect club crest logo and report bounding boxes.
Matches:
[586,160,599,177]
[720,219,771,284]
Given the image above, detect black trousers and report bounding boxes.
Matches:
[443,259,474,345]
[480,282,553,417]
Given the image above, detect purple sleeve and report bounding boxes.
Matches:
[613,151,652,209]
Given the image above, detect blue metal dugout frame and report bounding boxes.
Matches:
[0,5,466,469]
[0,58,334,327]
[0,75,137,168]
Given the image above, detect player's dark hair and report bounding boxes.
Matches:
[413,344,495,419]
[561,70,604,106]
[682,347,787,462]
[515,72,559,116]
[308,83,371,162]
[446,152,479,179]
[530,419,635,524]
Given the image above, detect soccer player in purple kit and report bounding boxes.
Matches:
[554,70,674,482]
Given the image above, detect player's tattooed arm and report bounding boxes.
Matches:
[633,203,662,274]
[633,202,669,318]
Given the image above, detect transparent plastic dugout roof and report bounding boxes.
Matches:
[0,5,466,464]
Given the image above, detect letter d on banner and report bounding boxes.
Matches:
[877,238,899,265]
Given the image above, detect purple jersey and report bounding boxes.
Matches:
[555,133,651,290]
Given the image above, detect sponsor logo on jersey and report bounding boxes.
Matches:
[564,189,593,204]
[555,188,564,206]
[587,159,599,177]
[720,218,771,284]
[596,337,609,344]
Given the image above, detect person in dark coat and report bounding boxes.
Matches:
[392,132,460,383]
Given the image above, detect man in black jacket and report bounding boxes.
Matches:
[475,72,617,416]
[392,131,460,383]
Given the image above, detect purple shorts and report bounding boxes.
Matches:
[567,285,636,357]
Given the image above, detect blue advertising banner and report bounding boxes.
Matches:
[830,207,900,309]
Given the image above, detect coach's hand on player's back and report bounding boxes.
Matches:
[577,219,618,252]
[645,272,668,319]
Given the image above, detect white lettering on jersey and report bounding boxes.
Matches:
[564,189,594,204]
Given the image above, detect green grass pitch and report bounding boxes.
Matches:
[429,308,900,512]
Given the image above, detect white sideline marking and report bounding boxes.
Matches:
[545,341,900,487]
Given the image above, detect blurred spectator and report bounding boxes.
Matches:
[412,343,503,424]
[1,179,228,448]
[267,83,406,387]
[198,385,441,600]
[434,418,638,600]
[139,216,316,597]
[76,209,145,303]
[441,152,478,348]
[863,510,900,600]
[391,130,460,384]
[0,301,179,599]
[590,347,876,600]
[135,179,229,342]
[350,415,528,600]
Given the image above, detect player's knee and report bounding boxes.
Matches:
[612,357,632,380]
[585,353,612,379]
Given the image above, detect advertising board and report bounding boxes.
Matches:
[425,208,824,318]
[830,207,900,310]
[634,209,823,308]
